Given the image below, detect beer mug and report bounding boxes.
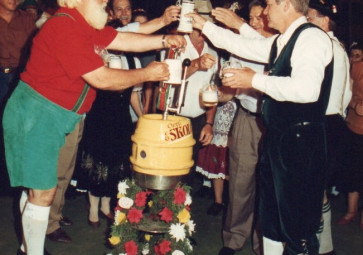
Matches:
[201,84,218,107]
[219,60,242,78]
[177,0,195,33]
[108,55,122,69]
[164,59,182,85]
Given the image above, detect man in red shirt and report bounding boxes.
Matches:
[2,0,186,253]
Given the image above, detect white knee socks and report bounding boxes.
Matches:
[101,196,111,215]
[22,202,50,255]
[317,201,334,254]
[20,190,28,213]
[263,236,284,255]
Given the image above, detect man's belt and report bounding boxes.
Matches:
[237,101,261,117]
[0,67,17,74]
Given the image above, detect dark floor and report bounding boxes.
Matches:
[0,181,363,255]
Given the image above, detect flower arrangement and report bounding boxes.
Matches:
[109,178,195,255]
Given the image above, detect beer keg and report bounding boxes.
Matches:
[130,114,195,190]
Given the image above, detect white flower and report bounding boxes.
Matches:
[118,180,129,195]
[184,193,192,206]
[169,223,186,242]
[118,196,134,209]
[142,243,150,255]
[186,220,195,235]
[172,250,185,255]
[114,210,120,225]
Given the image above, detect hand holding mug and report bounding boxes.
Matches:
[219,60,242,78]
[145,61,170,82]
[222,67,255,89]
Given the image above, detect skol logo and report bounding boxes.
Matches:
[164,121,192,142]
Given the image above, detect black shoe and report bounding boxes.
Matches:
[207,202,224,216]
[100,211,115,222]
[46,228,72,243]
[17,248,52,255]
[59,216,73,226]
[219,247,235,255]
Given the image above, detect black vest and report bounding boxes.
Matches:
[261,23,334,132]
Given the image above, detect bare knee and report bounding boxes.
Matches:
[28,188,57,206]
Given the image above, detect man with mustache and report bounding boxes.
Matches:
[2,0,186,254]
[188,0,334,253]
[109,0,181,33]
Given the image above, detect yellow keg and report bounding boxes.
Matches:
[130,114,195,190]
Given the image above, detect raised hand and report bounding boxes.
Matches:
[195,53,216,71]
[161,5,181,26]
[211,7,245,31]
[185,12,207,31]
[164,35,187,49]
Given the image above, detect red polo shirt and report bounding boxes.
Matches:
[21,7,117,114]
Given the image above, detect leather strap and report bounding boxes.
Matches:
[52,12,89,113]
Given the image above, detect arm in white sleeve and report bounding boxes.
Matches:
[202,21,274,64]
[238,23,265,39]
[252,28,333,103]
[116,22,140,32]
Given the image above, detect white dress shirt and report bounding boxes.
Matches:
[115,22,139,32]
[202,16,333,104]
[325,31,352,117]
[178,35,219,118]
[231,26,266,113]
[232,56,265,113]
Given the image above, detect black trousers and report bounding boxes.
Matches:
[259,123,326,254]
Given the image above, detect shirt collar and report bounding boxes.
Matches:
[278,16,307,49]
[184,34,208,55]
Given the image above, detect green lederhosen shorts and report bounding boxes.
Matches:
[3,81,82,190]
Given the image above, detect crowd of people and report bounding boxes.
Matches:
[0,0,362,254]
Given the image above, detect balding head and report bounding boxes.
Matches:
[109,0,132,25]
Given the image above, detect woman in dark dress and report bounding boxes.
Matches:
[80,86,133,226]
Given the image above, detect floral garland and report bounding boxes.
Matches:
[109,178,195,255]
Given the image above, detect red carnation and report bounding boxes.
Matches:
[135,191,147,207]
[127,207,143,223]
[159,207,173,223]
[154,240,171,255]
[173,187,187,205]
[124,240,138,255]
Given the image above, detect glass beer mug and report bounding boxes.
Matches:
[201,83,219,107]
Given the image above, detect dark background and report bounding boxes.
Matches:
[132,0,363,48]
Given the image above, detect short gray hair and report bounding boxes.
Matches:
[276,0,309,15]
